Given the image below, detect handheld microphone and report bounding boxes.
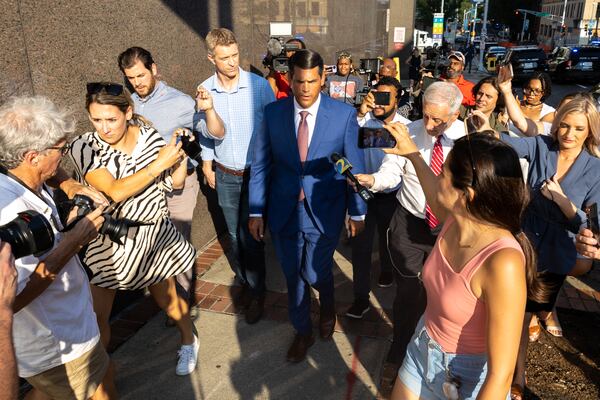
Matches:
[330,153,374,202]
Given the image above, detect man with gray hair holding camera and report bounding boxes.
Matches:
[354,81,465,366]
[0,96,116,399]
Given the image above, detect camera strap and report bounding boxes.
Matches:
[0,167,61,229]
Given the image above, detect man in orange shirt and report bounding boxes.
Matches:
[442,51,475,106]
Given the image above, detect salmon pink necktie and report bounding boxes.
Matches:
[297,111,309,200]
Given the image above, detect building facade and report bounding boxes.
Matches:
[538,0,600,46]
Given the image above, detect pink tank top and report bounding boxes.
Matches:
[422,217,524,354]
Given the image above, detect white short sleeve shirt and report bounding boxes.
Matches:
[0,174,100,378]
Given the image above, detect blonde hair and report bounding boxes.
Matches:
[205,28,238,55]
[550,96,600,158]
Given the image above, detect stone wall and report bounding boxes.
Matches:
[0,0,412,249]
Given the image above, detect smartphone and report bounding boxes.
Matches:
[372,91,391,106]
[498,63,513,84]
[358,127,396,149]
[585,203,600,240]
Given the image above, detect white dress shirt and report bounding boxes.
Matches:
[293,94,321,144]
[0,174,100,377]
[370,118,465,219]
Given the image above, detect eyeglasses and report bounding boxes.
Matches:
[523,87,543,95]
[86,82,124,96]
[47,143,71,156]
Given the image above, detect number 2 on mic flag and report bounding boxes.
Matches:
[334,158,352,174]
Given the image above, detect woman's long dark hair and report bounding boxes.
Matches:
[448,135,546,302]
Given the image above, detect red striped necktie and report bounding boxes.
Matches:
[425,135,443,229]
[297,111,309,201]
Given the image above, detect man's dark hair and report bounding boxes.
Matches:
[375,77,403,101]
[118,47,155,73]
[289,50,324,77]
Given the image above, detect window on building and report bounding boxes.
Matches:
[297,1,306,18]
[311,1,319,15]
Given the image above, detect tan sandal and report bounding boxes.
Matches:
[529,323,541,342]
[540,312,563,337]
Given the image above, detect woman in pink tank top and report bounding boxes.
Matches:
[382,127,545,400]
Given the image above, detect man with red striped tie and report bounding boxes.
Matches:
[354,81,465,369]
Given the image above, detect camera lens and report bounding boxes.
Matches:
[0,210,55,259]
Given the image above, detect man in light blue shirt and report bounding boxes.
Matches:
[200,29,275,325]
[118,47,225,311]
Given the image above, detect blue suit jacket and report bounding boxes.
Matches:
[249,95,367,238]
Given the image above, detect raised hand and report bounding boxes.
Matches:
[195,85,214,112]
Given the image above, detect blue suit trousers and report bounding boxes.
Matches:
[271,201,339,335]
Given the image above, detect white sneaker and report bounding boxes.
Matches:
[176,335,199,376]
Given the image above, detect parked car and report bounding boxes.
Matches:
[503,46,548,81]
[549,46,600,83]
[485,46,507,62]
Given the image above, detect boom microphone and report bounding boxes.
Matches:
[330,153,374,202]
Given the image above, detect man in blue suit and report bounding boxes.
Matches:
[249,50,367,362]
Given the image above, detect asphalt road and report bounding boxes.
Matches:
[540,81,596,108]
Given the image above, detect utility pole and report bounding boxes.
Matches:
[520,12,527,42]
[596,2,600,38]
[471,4,478,45]
[477,0,489,72]
[559,0,567,45]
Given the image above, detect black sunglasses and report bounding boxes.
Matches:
[86,82,124,96]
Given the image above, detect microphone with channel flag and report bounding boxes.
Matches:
[330,152,374,202]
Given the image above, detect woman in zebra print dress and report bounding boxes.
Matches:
[69,82,199,376]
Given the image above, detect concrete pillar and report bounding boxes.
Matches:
[386,0,417,81]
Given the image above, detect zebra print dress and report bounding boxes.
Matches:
[69,125,196,290]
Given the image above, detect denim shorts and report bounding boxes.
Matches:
[398,318,510,400]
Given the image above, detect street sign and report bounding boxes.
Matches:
[433,12,444,45]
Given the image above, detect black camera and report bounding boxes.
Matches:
[67,195,149,245]
[179,133,202,163]
[263,38,302,73]
[0,210,55,259]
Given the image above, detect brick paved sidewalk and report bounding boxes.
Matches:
[108,237,393,349]
[106,236,600,399]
